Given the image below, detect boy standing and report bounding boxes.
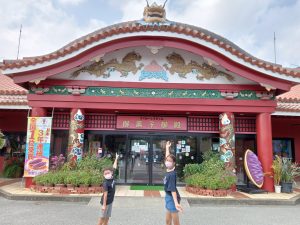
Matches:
[97,153,119,225]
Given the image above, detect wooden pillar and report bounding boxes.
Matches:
[67,109,85,161]
[24,107,47,188]
[256,113,274,192]
[219,112,236,174]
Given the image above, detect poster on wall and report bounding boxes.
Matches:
[24,117,52,177]
[272,139,293,159]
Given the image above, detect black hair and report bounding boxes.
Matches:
[102,166,114,173]
[166,154,176,163]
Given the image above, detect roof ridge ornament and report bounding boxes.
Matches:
[143,0,167,23]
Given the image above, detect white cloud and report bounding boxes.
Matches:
[0,0,299,68]
[0,0,106,60]
[57,0,86,5]
[166,0,300,67]
[115,0,300,67]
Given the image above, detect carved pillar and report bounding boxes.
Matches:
[67,109,85,161]
[219,112,236,174]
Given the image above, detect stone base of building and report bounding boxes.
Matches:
[30,184,103,194]
[186,185,233,197]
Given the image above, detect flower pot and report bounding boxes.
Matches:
[274,185,281,193]
[281,182,293,193]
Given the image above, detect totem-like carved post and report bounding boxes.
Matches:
[67,109,85,161]
[219,112,236,174]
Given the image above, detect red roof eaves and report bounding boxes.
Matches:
[1,21,299,79]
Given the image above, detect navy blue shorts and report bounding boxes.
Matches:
[165,194,178,213]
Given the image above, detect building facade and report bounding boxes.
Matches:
[1,3,300,191]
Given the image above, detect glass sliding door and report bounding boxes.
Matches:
[126,136,151,184]
[151,136,175,184]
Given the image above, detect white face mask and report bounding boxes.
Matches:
[104,173,112,180]
[165,161,174,169]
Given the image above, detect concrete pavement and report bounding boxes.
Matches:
[1,196,300,225]
[1,179,300,205]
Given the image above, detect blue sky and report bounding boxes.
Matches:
[0,0,299,67]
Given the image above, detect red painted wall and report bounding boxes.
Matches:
[272,117,300,163]
[0,110,27,132]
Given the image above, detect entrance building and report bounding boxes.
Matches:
[1,2,300,191]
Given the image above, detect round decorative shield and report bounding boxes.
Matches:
[244,149,264,188]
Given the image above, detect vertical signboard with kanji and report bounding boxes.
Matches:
[24,117,52,177]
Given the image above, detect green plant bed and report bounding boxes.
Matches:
[130,185,164,191]
[184,150,236,191]
[3,164,23,178]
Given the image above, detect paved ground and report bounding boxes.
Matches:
[1,196,300,225]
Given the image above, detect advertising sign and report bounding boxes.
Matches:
[24,117,52,177]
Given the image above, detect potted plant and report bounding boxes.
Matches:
[272,155,282,193]
[281,158,300,193]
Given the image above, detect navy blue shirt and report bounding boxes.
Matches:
[164,170,181,202]
[100,178,116,205]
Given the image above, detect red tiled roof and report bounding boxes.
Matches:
[277,85,300,102]
[276,85,300,112]
[1,21,300,78]
[0,74,28,105]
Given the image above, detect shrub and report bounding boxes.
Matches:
[78,171,91,186]
[183,164,203,177]
[184,150,236,190]
[281,157,300,183]
[77,155,112,172]
[90,171,104,186]
[3,158,24,178]
[52,171,65,185]
[64,171,80,186]
[33,174,45,185]
[272,155,282,185]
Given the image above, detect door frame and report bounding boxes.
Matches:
[127,134,176,185]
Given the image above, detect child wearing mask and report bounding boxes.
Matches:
[97,153,119,225]
[164,141,183,225]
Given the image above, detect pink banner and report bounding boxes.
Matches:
[116,116,187,131]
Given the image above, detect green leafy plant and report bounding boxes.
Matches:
[0,130,6,149]
[77,155,113,172]
[3,157,24,178]
[184,150,236,190]
[78,171,91,186]
[271,155,282,185]
[90,171,104,186]
[64,171,80,186]
[33,174,46,185]
[33,155,111,188]
[52,171,66,185]
[183,164,203,177]
[281,157,300,183]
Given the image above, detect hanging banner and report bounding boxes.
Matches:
[24,117,52,177]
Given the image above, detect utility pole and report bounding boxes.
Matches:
[273,32,277,64]
[17,24,22,60]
